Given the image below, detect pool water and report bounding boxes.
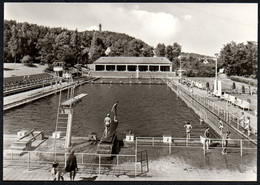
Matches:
[4,83,206,139]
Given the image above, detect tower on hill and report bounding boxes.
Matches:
[99,24,102,32]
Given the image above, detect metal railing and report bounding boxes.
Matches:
[3,150,136,175]
[135,137,257,156]
[164,78,257,141]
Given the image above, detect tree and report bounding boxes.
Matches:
[155,43,166,57]
[172,42,182,58]
[89,32,105,62]
[141,46,154,57]
[165,45,174,61]
[70,29,81,64]
[37,31,56,64]
[219,41,257,77]
[126,39,144,57]
[8,25,19,63]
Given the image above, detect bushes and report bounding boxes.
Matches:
[21,55,36,67]
[241,85,245,93]
[232,82,236,90]
[230,76,257,87]
[206,82,210,90]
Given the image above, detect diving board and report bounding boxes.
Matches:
[61,93,87,107]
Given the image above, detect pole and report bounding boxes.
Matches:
[28,152,30,171]
[99,154,101,175]
[169,141,171,154]
[240,139,243,157]
[135,138,138,176]
[215,53,218,92]
[65,153,67,167]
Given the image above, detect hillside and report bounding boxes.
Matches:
[4,20,154,68]
[181,52,213,59]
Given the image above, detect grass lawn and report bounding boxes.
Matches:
[4,63,48,78]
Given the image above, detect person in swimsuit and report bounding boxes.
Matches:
[184,121,192,141]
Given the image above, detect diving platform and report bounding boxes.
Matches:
[61,93,87,107]
[97,121,118,155]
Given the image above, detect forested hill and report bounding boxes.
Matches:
[181,52,213,59]
[4,20,154,68]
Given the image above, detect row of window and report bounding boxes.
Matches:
[95,65,170,72]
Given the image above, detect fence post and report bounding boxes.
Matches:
[203,142,206,155]
[117,155,119,165]
[152,138,154,146]
[99,154,101,175]
[240,140,243,157]
[135,138,137,177]
[27,152,30,171]
[169,141,171,154]
[65,153,67,167]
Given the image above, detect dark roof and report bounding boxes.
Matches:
[93,57,171,65]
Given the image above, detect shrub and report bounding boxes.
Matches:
[230,76,257,87]
[232,82,236,90]
[241,85,245,93]
[206,82,210,89]
[21,55,36,67]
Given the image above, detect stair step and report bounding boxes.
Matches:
[57,121,67,123]
[10,145,26,151]
[59,113,69,116]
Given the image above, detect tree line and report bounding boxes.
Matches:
[4,20,154,69]
[4,20,257,78]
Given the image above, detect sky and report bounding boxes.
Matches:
[4,3,258,56]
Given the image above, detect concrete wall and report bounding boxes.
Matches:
[89,71,176,78]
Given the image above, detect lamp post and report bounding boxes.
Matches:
[215,53,218,91]
[213,53,219,94]
[178,55,182,78]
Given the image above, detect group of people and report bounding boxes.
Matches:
[51,150,78,181]
[184,120,231,155]
[239,112,251,136]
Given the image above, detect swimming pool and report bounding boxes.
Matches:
[4,83,206,139]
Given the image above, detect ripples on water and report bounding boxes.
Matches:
[4,84,206,138]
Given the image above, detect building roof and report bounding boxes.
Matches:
[93,57,172,65]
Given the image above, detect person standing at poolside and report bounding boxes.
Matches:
[244,116,251,136]
[184,121,192,141]
[51,161,64,181]
[222,131,231,155]
[104,114,111,137]
[65,150,78,181]
[219,118,224,135]
[204,127,210,150]
[240,112,245,129]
